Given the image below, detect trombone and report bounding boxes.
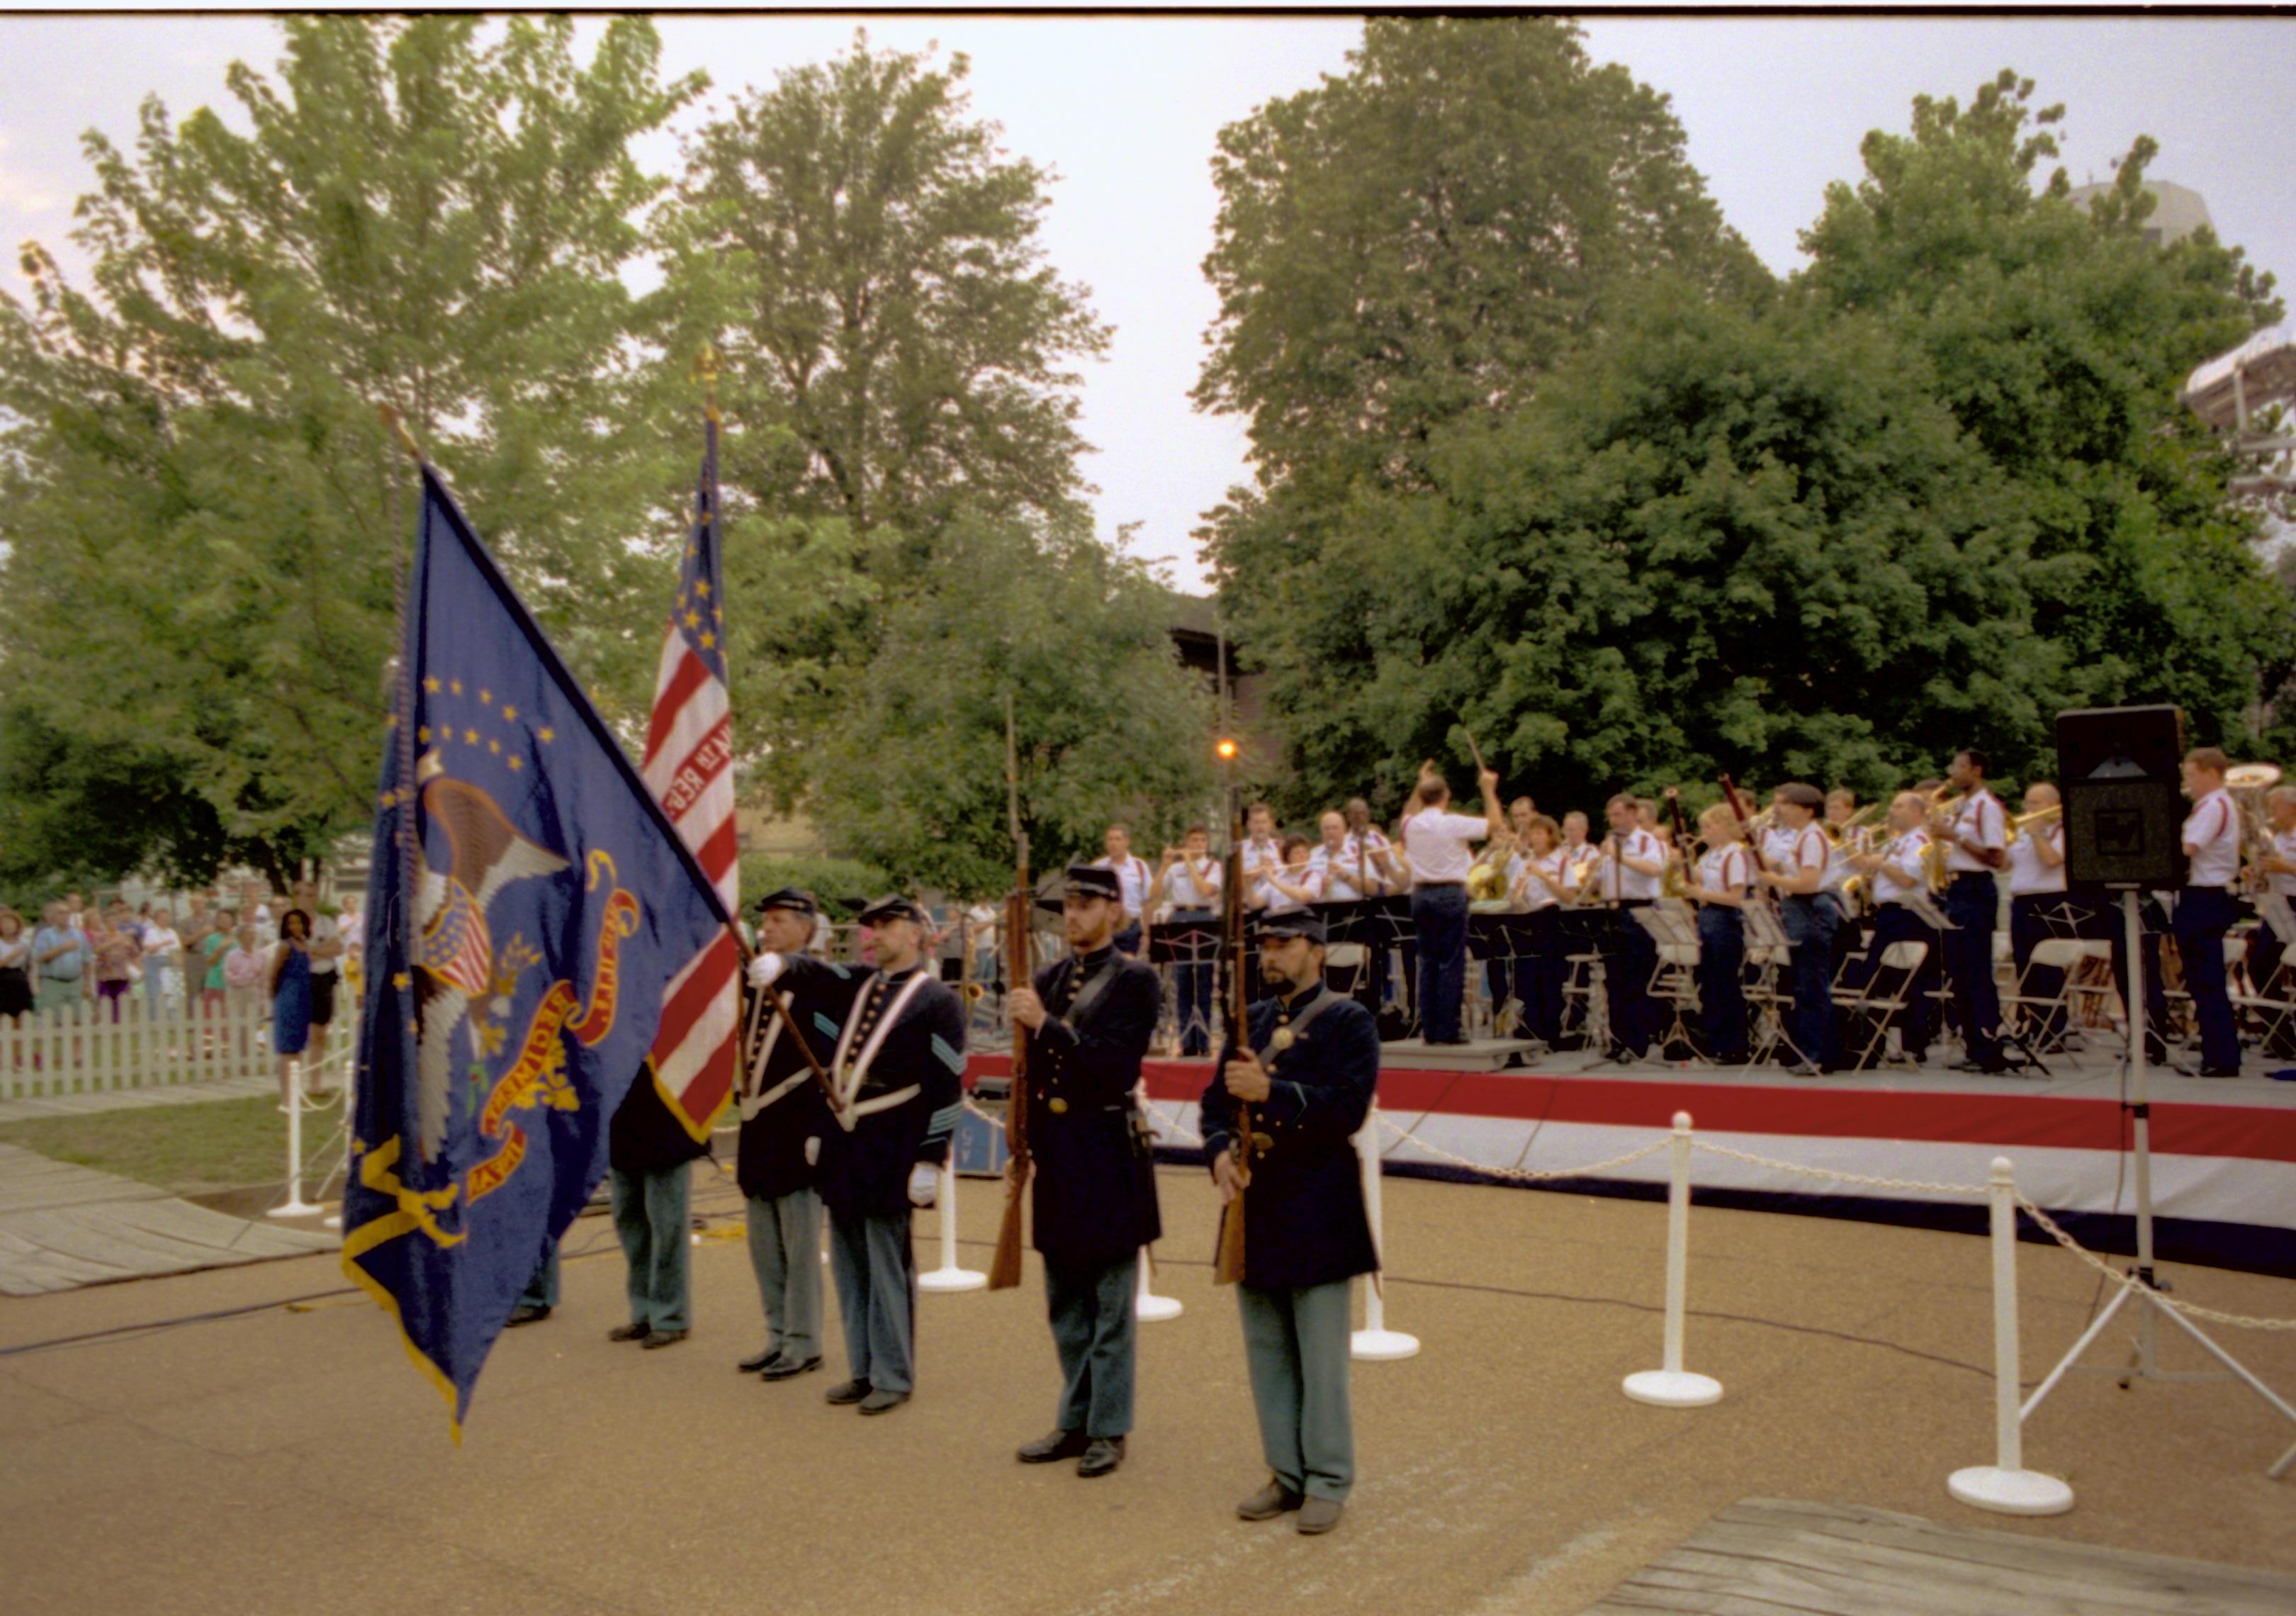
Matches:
[2005,802,2061,845]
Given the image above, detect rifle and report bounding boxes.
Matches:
[988,694,1032,1291]
[1212,795,1257,1286]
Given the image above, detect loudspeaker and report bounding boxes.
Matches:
[2056,705,2186,889]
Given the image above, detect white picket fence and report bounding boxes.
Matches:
[0,994,285,1100]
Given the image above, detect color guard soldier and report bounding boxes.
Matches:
[736,888,862,1381]
[748,895,964,1414]
[1202,909,1382,1537]
[1007,865,1164,1478]
[604,1071,708,1349]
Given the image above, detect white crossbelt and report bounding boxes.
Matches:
[830,971,932,1131]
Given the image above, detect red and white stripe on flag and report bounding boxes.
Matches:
[641,432,741,1135]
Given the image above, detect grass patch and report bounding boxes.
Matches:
[0,1096,293,1196]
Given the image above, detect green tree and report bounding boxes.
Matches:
[0,16,701,884]
[1802,70,2287,750]
[1212,65,2291,816]
[653,35,1186,882]
[1193,16,1762,804]
[806,515,1214,898]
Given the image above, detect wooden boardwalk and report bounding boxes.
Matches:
[1583,1498,2296,1616]
[0,1141,334,1296]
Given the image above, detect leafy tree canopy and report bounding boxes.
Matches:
[1206,60,2291,817]
[0,16,702,887]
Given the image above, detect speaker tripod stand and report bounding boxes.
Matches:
[2022,890,2296,1479]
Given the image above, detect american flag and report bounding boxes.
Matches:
[641,413,741,1136]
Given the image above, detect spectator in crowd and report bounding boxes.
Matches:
[337,897,366,992]
[89,909,142,1021]
[139,906,181,1011]
[198,909,236,1019]
[269,908,317,1104]
[289,879,346,1064]
[33,901,88,1016]
[223,921,267,1059]
[0,907,32,1027]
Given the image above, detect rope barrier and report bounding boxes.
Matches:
[966,1085,2296,1335]
[2013,1193,2296,1333]
[1687,1138,1992,1201]
[1377,1113,1671,1184]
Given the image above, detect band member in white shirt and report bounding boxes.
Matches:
[1401,761,1503,1044]
[2176,747,2244,1075]
[1687,804,1753,1064]
[1340,798,1400,897]
[1261,836,1323,916]
[1592,792,1667,1060]
[1093,824,1155,958]
[2005,782,2073,1049]
[1935,749,2010,1074]
[1850,792,1942,1057]
[1506,814,1570,1046]
[1755,783,1840,1074]
[1153,825,1223,1056]
[1309,812,1371,903]
[1239,803,1282,914]
[2251,786,2296,1058]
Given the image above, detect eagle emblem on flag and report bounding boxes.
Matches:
[411,763,571,1162]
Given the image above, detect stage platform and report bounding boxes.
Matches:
[964,1038,2296,1279]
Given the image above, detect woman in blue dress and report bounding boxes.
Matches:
[269,909,315,1106]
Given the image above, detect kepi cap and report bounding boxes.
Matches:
[1257,909,1327,943]
[857,894,929,927]
[1037,863,1124,912]
[754,887,818,918]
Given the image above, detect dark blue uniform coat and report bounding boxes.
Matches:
[1200,983,1380,1291]
[736,956,866,1204]
[609,1071,711,1177]
[1020,944,1163,1269]
[814,964,967,1221]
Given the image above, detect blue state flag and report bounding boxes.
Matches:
[345,466,733,1431]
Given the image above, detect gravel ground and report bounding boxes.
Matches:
[3,1162,2292,1616]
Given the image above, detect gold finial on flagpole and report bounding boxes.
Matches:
[692,344,721,424]
[378,402,427,464]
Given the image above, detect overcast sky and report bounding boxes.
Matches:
[3,14,2290,592]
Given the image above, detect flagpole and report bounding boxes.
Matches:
[381,403,427,1112]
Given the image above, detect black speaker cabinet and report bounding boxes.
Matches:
[2055,705,2186,889]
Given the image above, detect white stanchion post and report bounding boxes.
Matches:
[917,1163,986,1292]
[1135,1247,1183,1321]
[1624,1111,1723,1407]
[269,1057,323,1218]
[1351,1101,1419,1361]
[1949,1157,2074,1515]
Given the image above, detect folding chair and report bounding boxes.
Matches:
[1835,939,1928,1070]
[2000,937,2088,1053]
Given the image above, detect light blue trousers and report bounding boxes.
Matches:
[1238,1279,1356,1501]
[745,1186,823,1363]
[1046,1252,1139,1438]
[609,1165,691,1334]
[827,1208,916,1393]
